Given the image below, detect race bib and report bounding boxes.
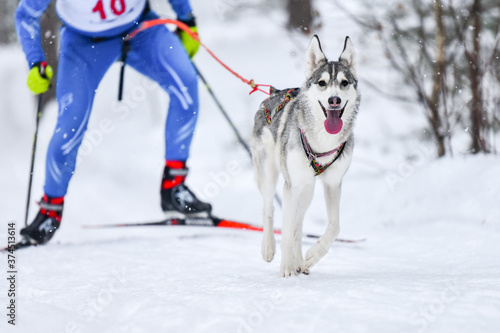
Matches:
[56,0,147,34]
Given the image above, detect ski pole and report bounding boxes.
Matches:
[193,63,253,158]
[117,40,130,101]
[193,63,283,207]
[24,65,47,227]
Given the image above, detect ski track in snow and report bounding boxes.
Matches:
[1,1,499,332]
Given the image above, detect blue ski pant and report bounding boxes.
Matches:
[44,14,199,197]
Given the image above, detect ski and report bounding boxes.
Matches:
[82,216,366,243]
[1,218,365,252]
[1,237,37,252]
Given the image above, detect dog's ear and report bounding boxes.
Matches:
[305,35,327,79]
[339,36,357,77]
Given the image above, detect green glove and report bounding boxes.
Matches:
[177,17,200,59]
[27,61,53,95]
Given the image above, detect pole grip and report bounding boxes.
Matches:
[39,61,48,79]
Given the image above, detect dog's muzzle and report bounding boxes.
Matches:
[319,100,347,119]
[319,100,347,135]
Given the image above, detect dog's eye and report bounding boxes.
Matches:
[318,80,327,87]
[341,80,349,87]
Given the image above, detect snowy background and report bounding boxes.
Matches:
[1,0,499,332]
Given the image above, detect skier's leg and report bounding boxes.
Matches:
[22,27,121,244]
[43,27,122,197]
[126,19,199,162]
[127,20,210,216]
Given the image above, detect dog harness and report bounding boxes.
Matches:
[263,87,300,124]
[299,128,346,176]
[261,87,345,175]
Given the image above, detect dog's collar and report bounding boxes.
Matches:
[299,128,346,176]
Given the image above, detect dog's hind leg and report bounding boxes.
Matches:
[252,130,278,263]
[304,181,342,272]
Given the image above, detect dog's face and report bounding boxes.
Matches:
[303,36,359,135]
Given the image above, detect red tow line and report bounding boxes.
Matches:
[126,19,271,95]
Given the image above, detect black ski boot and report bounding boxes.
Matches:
[161,161,212,217]
[21,195,64,245]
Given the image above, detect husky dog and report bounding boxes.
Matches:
[251,36,359,277]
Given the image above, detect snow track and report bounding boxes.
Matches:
[1,0,499,332]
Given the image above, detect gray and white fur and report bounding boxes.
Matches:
[251,35,360,277]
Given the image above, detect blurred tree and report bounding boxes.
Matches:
[0,0,17,44]
[1,1,59,108]
[449,0,499,153]
[288,0,313,33]
[39,1,60,109]
[335,0,500,156]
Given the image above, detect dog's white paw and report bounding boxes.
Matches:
[261,236,276,262]
[305,242,329,270]
[296,259,306,275]
[280,254,305,278]
[280,262,299,278]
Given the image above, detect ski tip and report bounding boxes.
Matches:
[82,224,116,229]
[305,234,366,243]
[336,238,367,243]
[1,238,37,252]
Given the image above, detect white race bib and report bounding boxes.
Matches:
[56,0,147,34]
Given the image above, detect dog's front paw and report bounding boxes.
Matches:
[305,242,329,270]
[280,262,298,278]
[261,235,276,262]
[280,255,304,278]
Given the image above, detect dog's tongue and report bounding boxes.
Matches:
[324,109,343,134]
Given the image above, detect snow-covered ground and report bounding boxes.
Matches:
[1,1,499,332]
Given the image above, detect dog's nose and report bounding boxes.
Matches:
[328,96,341,108]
